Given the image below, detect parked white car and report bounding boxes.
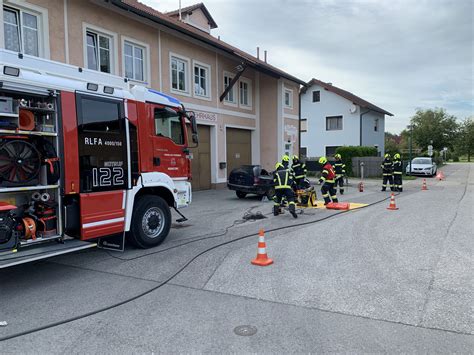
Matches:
[406,157,437,176]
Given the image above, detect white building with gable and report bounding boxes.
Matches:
[300,78,394,158]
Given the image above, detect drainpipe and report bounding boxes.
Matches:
[298,90,302,158]
[359,109,371,146]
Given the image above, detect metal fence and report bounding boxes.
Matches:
[352,157,384,178]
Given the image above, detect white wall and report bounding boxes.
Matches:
[301,84,360,157]
[361,110,385,156]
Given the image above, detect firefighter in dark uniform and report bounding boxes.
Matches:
[318,156,338,205]
[282,154,290,169]
[381,153,394,191]
[273,162,298,219]
[291,155,307,188]
[393,153,403,192]
[333,153,346,194]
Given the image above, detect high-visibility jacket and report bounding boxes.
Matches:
[292,160,307,179]
[320,163,336,183]
[393,159,403,174]
[333,160,346,177]
[381,158,393,175]
[273,167,294,189]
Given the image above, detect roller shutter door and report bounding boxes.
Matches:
[189,125,211,190]
[226,128,252,177]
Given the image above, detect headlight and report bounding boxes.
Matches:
[424,167,431,170]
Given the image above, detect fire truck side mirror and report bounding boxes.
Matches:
[189,113,199,144]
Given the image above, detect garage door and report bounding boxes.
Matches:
[226,128,252,177]
[189,125,211,191]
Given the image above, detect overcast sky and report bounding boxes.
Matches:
[143,0,473,133]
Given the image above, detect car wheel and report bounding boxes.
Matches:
[266,187,276,199]
[236,191,247,199]
[128,195,171,249]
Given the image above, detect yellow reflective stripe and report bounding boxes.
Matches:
[295,175,305,179]
[284,171,288,186]
[275,185,291,189]
[322,169,328,174]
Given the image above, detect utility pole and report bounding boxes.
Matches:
[409,124,413,175]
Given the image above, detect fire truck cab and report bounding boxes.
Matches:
[0,49,197,268]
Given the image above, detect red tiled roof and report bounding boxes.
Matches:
[306,78,394,116]
[111,0,305,85]
[166,2,218,29]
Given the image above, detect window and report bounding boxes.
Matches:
[300,147,307,159]
[284,88,293,108]
[154,108,184,145]
[326,116,343,130]
[77,96,122,133]
[301,118,308,133]
[239,78,252,107]
[312,90,320,102]
[171,56,188,93]
[193,63,209,97]
[124,41,145,81]
[3,6,39,56]
[86,30,112,73]
[224,73,236,103]
[374,118,379,132]
[326,146,341,156]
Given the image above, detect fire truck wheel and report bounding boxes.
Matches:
[129,195,171,248]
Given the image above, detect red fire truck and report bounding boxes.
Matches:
[0,49,198,268]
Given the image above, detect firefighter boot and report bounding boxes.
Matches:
[273,205,280,216]
[289,203,298,219]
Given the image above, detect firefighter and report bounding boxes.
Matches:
[281,154,291,169]
[273,162,298,219]
[393,153,403,192]
[381,153,394,191]
[318,157,338,205]
[333,153,346,194]
[291,155,307,188]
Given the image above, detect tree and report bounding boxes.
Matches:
[384,132,400,154]
[454,117,474,162]
[409,108,459,151]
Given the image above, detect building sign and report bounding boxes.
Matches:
[194,110,217,122]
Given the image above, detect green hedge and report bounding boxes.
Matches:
[335,146,378,175]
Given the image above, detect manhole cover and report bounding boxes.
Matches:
[233,325,257,336]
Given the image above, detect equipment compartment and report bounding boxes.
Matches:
[0,89,62,251]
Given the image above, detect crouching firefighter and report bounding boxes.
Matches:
[291,155,307,188]
[393,153,403,192]
[333,153,346,194]
[381,153,394,191]
[273,163,298,219]
[318,157,338,205]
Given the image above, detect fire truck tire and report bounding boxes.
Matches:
[128,195,171,248]
[236,191,247,199]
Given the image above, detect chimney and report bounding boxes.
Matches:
[264,50,267,63]
[257,47,260,60]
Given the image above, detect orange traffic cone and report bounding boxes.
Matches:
[422,179,428,190]
[387,193,399,210]
[251,229,273,266]
[436,171,445,180]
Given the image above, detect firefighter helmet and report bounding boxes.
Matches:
[394,153,400,159]
[334,153,341,160]
[319,156,327,164]
[275,162,284,170]
[282,155,290,162]
[292,155,299,161]
[384,153,391,158]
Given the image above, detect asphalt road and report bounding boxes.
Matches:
[0,163,472,353]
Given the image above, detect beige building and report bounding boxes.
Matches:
[0,0,304,189]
